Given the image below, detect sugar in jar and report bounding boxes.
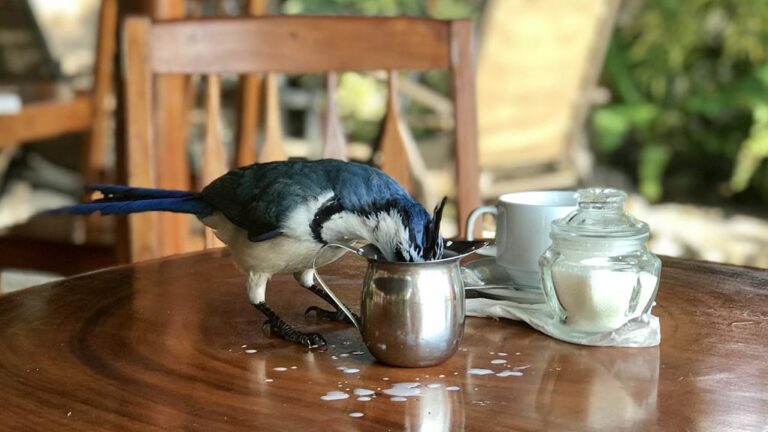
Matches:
[539,188,662,334]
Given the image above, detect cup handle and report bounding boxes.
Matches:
[465,206,497,240]
[312,243,362,331]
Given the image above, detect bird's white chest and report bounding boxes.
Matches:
[201,212,344,274]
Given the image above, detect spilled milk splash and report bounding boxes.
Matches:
[467,368,495,376]
[320,391,349,401]
[496,370,523,377]
[382,382,421,398]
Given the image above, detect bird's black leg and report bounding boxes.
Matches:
[253,302,326,349]
[304,284,361,323]
[295,270,360,324]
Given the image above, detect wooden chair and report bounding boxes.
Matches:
[0,0,119,276]
[476,0,619,195]
[120,15,480,262]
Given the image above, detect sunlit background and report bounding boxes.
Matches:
[1,0,766,290]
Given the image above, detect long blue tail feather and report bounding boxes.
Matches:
[86,184,197,200]
[50,185,214,218]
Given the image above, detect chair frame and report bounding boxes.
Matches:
[121,15,480,262]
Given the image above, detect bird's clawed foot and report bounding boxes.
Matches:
[302,283,360,325]
[261,319,327,349]
[254,302,327,350]
[305,305,360,324]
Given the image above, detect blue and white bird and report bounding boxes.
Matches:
[56,159,446,348]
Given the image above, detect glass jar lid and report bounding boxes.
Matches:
[550,188,649,241]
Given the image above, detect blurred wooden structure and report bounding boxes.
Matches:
[148,0,270,256]
[477,0,619,195]
[0,0,118,275]
[121,15,480,262]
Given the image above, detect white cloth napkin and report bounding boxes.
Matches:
[466,298,660,347]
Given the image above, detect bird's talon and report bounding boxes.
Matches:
[305,305,359,324]
[261,319,273,337]
[301,333,327,350]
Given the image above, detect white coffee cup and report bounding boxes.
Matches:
[466,191,577,287]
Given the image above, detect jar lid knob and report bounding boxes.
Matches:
[576,188,627,211]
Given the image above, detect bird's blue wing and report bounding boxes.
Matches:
[200,159,421,243]
[201,161,332,241]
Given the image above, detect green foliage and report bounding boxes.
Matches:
[593,0,768,204]
[281,0,479,18]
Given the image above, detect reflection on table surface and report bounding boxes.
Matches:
[0,251,765,431]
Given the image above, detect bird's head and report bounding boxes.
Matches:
[371,197,447,263]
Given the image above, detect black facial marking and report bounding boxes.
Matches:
[310,196,344,244]
[424,197,447,260]
[394,248,408,262]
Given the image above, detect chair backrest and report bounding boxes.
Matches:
[120,15,480,262]
[477,0,618,179]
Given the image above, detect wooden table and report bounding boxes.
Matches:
[0,251,766,431]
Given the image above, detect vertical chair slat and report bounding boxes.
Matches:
[322,72,348,160]
[202,74,228,249]
[235,0,268,167]
[123,17,158,262]
[152,1,191,256]
[236,74,261,166]
[82,0,118,243]
[259,74,286,162]
[450,20,481,238]
[379,71,410,191]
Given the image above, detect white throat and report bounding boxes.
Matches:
[320,208,413,261]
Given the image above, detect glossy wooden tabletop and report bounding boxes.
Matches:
[0,250,766,431]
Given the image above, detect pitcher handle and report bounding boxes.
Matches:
[312,243,363,331]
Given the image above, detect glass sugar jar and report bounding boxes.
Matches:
[539,188,662,334]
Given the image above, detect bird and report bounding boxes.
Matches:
[54,159,447,349]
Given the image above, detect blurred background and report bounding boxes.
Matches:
[0,0,766,291]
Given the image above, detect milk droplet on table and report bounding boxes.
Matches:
[490,359,506,364]
[320,391,350,401]
[467,368,495,376]
[390,397,407,402]
[426,383,442,388]
[496,370,523,377]
[273,367,287,372]
[349,412,364,418]
[244,349,257,354]
[383,382,421,397]
[353,388,375,396]
[446,386,460,391]
[357,397,372,402]
[342,368,360,374]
